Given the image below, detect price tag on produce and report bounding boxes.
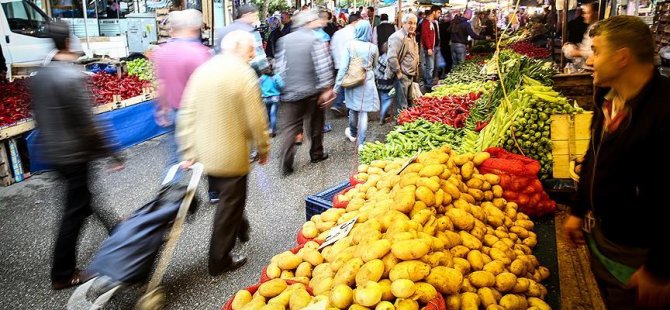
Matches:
[318,216,358,249]
[396,152,421,175]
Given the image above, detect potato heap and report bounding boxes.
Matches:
[232,145,553,310]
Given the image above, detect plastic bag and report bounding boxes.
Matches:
[479,147,556,216]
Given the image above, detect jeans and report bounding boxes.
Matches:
[451,43,467,66]
[207,175,250,275]
[52,162,93,282]
[422,48,435,88]
[348,110,369,146]
[332,69,346,110]
[378,89,395,121]
[263,96,280,134]
[394,74,414,114]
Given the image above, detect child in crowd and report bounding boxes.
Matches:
[375,43,396,125]
[259,66,284,137]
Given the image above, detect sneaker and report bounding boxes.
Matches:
[323,123,332,133]
[344,127,356,142]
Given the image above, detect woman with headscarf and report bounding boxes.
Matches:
[334,20,379,151]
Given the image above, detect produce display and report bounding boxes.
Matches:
[358,120,462,164]
[427,81,496,98]
[0,79,31,127]
[126,58,154,81]
[229,147,553,310]
[441,61,489,85]
[397,94,481,128]
[473,77,582,178]
[506,42,551,59]
[88,72,150,105]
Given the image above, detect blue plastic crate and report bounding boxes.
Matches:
[305,181,350,221]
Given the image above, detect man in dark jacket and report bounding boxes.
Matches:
[31,21,124,290]
[563,16,670,309]
[373,13,396,53]
[450,9,485,66]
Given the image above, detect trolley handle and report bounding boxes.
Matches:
[162,162,203,186]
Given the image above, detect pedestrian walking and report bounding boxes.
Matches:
[177,30,270,275]
[330,13,360,117]
[275,10,335,175]
[334,20,379,150]
[152,9,211,167]
[450,9,485,66]
[375,43,396,124]
[387,13,419,113]
[259,66,284,137]
[31,21,125,290]
[215,4,269,74]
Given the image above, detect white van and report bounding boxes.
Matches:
[0,0,55,76]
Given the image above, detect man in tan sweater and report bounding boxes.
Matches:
[177,30,270,275]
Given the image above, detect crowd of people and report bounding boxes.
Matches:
[26,1,670,308]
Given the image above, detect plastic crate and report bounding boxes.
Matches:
[304,181,350,221]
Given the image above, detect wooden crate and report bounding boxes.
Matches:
[552,73,595,110]
[551,112,593,179]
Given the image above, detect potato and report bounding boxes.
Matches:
[466,178,484,190]
[391,239,431,260]
[354,281,383,307]
[461,162,475,180]
[511,278,530,293]
[390,279,415,298]
[232,290,253,310]
[334,257,364,286]
[375,279,393,301]
[330,284,354,309]
[446,208,475,231]
[412,282,438,303]
[468,271,496,288]
[288,289,312,310]
[415,186,435,207]
[276,252,303,271]
[295,262,313,278]
[499,294,526,310]
[418,164,444,178]
[300,249,324,266]
[258,279,288,298]
[312,277,334,296]
[394,298,419,310]
[411,209,433,226]
[281,270,295,279]
[259,303,283,310]
[495,272,517,292]
[450,245,470,258]
[515,219,534,230]
[473,152,491,165]
[489,248,512,265]
[445,295,461,310]
[360,239,392,262]
[461,292,481,310]
[393,186,416,213]
[389,260,431,282]
[381,253,399,278]
[374,301,395,310]
[478,287,498,308]
[453,257,471,275]
[425,266,463,295]
[460,231,483,250]
[441,230,463,248]
[467,250,485,271]
[302,222,319,239]
[266,263,282,279]
[442,182,461,200]
[528,297,551,310]
[356,259,385,287]
[483,260,505,276]
[537,266,551,281]
[509,259,528,276]
[486,305,505,310]
[416,177,441,193]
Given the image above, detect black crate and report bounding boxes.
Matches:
[305,181,350,221]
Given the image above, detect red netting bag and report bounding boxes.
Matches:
[350,173,364,186]
[332,186,354,209]
[424,293,447,310]
[479,147,556,216]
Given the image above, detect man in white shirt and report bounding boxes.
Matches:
[329,13,360,116]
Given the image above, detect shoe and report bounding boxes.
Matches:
[344,127,356,142]
[310,153,329,164]
[295,133,304,145]
[323,123,332,133]
[249,150,258,163]
[52,269,89,290]
[281,167,294,177]
[210,255,247,276]
[209,192,220,204]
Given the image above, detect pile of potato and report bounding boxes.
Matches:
[231,145,553,310]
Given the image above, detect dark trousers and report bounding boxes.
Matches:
[52,162,93,282]
[278,95,325,172]
[207,175,249,275]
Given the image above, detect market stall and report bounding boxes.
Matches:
[0,57,162,185]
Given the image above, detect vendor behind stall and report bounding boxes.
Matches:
[563,2,598,70]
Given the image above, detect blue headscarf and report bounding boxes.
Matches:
[354,20,372,42]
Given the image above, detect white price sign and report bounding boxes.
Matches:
[318,216,358,249]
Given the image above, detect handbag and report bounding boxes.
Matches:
[341,43,370,88]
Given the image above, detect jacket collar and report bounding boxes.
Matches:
[595,70,661,113]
